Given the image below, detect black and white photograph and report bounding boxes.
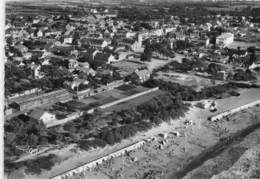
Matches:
[3,0,260,179]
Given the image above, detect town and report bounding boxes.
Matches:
[4,1,260,179]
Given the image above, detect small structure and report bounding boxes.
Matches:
[27,108,56,125]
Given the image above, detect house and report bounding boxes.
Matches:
[77,59,90,69]
[31,63,44,79]
[118,38,142,52]
[9,89,73,111]
[216,33,234,47]
[93,52,116,68]
[87,33,103,39]
[66,59,78,71]
[28,108,56,125]
[131,69,151,83]
[77,49,99,66]
[80,38,108,49]
[23,52,32,61]
[64,78,89,91]
[63,37,73,44]
[14,44,28,54]
[50,43,74,56]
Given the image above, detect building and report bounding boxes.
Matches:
[118,35,142,52]
[131,69,151,83]
[9,89,73,111]
[30,63,44,79]
[64,78,89,91]
[27,108,56,125]
[70,88,91,100]
[216,33,234,47]
[81,38,108,50]
[66,59,78,71]
[63,37,73,44]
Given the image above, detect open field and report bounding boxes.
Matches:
[145,53,184,72]
[66,85,154,111]
[101,89,165,112]
[155,71,224,91]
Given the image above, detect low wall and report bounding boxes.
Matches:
[209,99,260,121]
[46,112,83,128]
[99,87,159,109]
[50,141,145,179]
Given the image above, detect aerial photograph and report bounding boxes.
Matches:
[3,0,260,179]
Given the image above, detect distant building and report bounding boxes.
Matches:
[81,38,108,50]
[9,89,72,111]
[66,59,78,71]
[216,33,234,47]
[64,78,89,91]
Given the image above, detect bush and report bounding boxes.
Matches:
[78,138,107,150]
[5,154,57,175]
[233,70,257,81]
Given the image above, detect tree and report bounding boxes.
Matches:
[141,44,153,62]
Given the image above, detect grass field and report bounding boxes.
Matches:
[64,85,155,112]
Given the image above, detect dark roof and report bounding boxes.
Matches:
[119,38,136,45]
[28,108,47,120]
[94,52,111,62]
[81,38,104,46]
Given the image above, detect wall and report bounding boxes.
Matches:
[98,87,159,109]
[46,112,83,128]
[209,99,260,121]
[50,141,145,179]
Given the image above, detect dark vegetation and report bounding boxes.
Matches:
[233,69,257,81]
[66,92,188,148]
[143,79,259,101]
[117,2,260,23]
[5,92,189,174]
[5,154,58,175]
[118,7,167,21]
[153,59,257,81]
[5,62,72,97]
[154,58,207,73]
[4,115,61,161]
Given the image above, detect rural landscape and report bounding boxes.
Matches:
[4,0,260,179]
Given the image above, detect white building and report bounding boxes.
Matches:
[28,108,56,125]
[64,37,73,44]
[216,33,234,47]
